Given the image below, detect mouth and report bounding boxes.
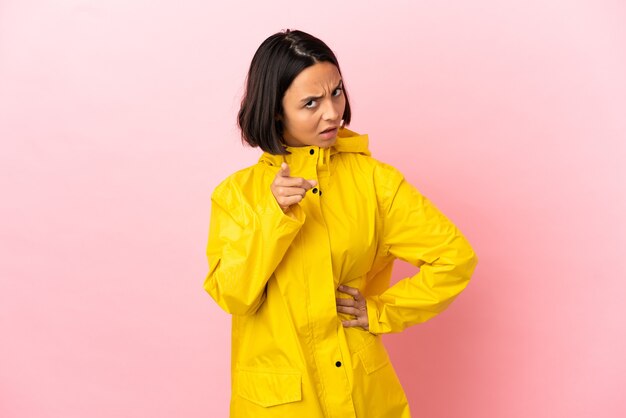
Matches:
[319,126,339,135]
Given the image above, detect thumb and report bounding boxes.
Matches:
[308,179,318,187]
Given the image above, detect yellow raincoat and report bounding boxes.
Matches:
[204,128,478,417]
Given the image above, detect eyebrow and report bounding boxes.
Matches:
[300,80,343,104]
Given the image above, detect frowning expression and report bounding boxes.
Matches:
[280,61,346,148]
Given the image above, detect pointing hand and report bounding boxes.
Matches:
[270,163,317,213]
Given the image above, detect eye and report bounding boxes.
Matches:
[305,99,318,109]
[332,87,343,97]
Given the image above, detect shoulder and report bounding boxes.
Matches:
[340,156,407,215]
[335,152,407,207]
[342,153,404,189]
[332,129,404,185]
[212,163,272,208]
[372,159,405,187]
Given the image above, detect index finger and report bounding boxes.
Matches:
[277,162,290,177]
[275,175,315,190]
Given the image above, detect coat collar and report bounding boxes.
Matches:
[258,128,371,169]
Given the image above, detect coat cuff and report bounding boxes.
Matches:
[366,297,384,335]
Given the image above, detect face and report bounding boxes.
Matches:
[280,61,346,148]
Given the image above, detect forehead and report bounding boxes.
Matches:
[286,62,341,95]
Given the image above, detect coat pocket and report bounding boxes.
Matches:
[356,338,390,374]
[236,368,302,407]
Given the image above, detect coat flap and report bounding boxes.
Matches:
[236,367,302,407]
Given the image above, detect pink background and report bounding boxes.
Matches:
[1,1,625,417]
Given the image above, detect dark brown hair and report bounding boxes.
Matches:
[237,29,352,155]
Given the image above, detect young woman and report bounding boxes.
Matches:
[204,29,478,418]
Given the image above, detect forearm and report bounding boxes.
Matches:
[367,236,478,334]
[204,189,305,315]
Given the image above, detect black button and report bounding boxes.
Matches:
[335,361,342,367]
[309,149,315,155]
[312,188,318,194]
[318,190,322,196]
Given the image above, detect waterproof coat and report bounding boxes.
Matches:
[204,128,478,417]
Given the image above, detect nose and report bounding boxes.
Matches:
[322,99,341,121]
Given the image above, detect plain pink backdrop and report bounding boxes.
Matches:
[1,1,625,417]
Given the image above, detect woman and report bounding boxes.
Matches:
[204,29,478,418]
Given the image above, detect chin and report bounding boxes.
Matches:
[318,138,337,148]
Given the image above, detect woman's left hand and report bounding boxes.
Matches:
[336,285,369,331]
